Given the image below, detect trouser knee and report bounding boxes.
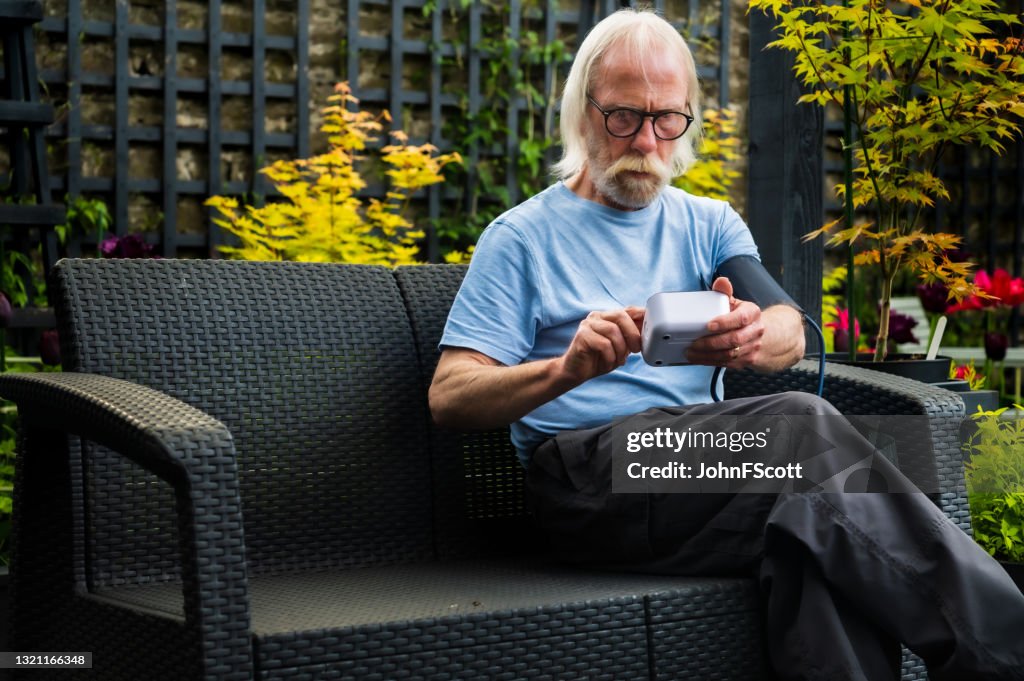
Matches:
[774,390,840,416]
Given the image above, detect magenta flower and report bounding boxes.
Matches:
[99,235,120,257]
[100,233,156,258]
[826,308,860,352]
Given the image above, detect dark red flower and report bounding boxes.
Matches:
[118,234,154,258]
[916,282,949,314]
[887,310,918,345]
[984,332,1008,361]
[0,292,11,328]
[39,329,61,366]
[944,247,972,263]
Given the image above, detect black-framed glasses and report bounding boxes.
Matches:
[587,95,694,141]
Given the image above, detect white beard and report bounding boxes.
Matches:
[586,131,672,209]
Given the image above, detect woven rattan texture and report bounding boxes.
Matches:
[647,580,767,680]
[53,259,434,579]
[7,594,200,681]
[901,649,929,681]
[7,259,972,681]
[394,265,540,558]
[2,372,252,680]
[96,559,773,680]
[727,361,971,533]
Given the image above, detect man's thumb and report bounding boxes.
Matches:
[711,276,733,297]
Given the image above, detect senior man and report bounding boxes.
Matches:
[430,8,1024,680]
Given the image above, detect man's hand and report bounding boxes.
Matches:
[686,277,804,372]
[558,307,645,384]
[685,277,764,369]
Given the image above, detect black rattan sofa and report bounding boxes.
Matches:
[1,259,968,680]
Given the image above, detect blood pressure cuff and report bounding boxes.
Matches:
[714,255,802,313]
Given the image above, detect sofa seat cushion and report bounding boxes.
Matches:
[90,559,764,679]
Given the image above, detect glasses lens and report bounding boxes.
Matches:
[605,109,642,136]
[654,113,689,140]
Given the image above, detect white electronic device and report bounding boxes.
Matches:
[641,291,730,367]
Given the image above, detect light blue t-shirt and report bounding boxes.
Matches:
[440,182,760,466]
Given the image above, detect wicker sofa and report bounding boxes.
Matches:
[1,259,968,680]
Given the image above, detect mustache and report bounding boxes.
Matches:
[605,154,669,180]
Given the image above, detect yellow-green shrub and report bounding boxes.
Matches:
[206,83,462,265]
[673,106,741,201]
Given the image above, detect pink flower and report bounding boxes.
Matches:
[988,269,1024,307]
[949,268,1024,312]
[826,308,860,352]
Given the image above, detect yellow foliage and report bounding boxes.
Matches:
[205,82,463,266]
[672,106,742,201]
[443,245,475,265]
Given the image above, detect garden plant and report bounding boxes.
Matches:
[750,0,1024,360]
[964,406,1024,565]
[206,82,463,266]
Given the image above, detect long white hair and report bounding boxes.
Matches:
[552,8,702,181]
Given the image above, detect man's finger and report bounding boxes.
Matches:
[595,309,643,354]
[708,301,760,333]
[583,317,630,362]
[625,305,646,327]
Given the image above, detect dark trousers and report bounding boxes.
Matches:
[526,392,1024,681]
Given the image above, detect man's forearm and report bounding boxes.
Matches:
[755,305,805,372]
[431,309,644,430]
[429,352,579,430]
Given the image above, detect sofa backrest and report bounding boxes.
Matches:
[394,264,541,558]
[51,259,435,584]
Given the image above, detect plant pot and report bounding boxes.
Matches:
[824,353,953,384]
[932,380,1000,414]
[1001,560,1024,595]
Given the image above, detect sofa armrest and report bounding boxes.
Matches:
[727,359,970,531]
[0,372,253,679]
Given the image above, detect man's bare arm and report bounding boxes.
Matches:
[754,304,805,371]
[429,307,645,429]
[429,349,571,429]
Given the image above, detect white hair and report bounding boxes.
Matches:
[552,8,703,181]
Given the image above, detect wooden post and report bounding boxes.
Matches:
[747,8,823,328]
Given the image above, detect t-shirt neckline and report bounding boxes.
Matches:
[555,181,662,225]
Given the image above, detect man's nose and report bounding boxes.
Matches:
[630,118,658,154]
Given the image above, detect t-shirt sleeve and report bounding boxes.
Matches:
[713,202,760,268]
[439,221,542,367]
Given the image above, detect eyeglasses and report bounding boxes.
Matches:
[587,95,694,141]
